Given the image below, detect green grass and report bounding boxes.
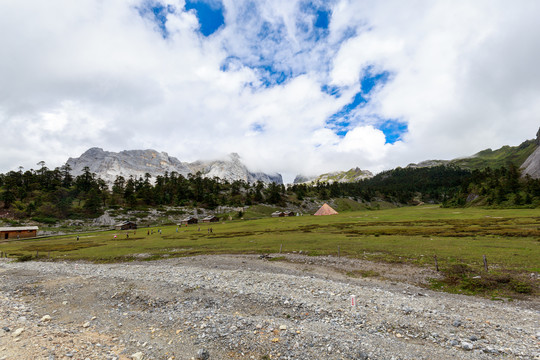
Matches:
[1,206,539,277]
[451,140,537,170]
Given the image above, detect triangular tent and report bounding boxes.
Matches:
[314,203,338,216]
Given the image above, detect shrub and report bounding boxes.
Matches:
[17,254,33,262]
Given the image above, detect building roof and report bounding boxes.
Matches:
[314,203,338,216]
[202,215,218,220]
[115,221,136,226]
[0,226,39,232]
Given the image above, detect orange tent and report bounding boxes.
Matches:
[314,203,338,216]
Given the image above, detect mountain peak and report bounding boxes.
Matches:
[66,148,283,185]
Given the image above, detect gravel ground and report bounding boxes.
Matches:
[0,255,538,360]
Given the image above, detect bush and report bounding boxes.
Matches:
[17,254,33,262]
[31,216,58,225]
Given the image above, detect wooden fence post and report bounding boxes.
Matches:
[279,244,283,254]
[483,255,488,271]
[338,245,340,258]
[434,255,439,272]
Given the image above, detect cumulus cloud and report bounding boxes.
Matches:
[0,0,539,183]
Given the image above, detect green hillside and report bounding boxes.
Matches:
[451,139,537,170]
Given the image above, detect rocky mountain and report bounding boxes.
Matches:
[520,128,540,178]
[294,167,373,184]
[189,153,283,184]
[66,148,283,185]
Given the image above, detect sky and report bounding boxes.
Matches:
[1,0,539,183]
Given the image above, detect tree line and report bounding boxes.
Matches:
[1,162,539,222]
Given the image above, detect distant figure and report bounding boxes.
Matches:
[126,233,129,239]
[176,227,178,232]
[207,228,210,234]
[77,235,79,241]
[114,235,117,239]
[151,230,154,234]
[147,230,150,236]
[198,226,200,231]
[210,228,213,233]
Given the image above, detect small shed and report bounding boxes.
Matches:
[271,211,285,217]
[202,215,219,223]
[180,216,198,225]
[115,221,137,230]
[283,211,295,217]
[0,226,38,240]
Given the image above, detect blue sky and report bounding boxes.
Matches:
[1,0,540,182]
[140,0,408,143]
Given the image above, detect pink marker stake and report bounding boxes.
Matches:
[351,295,357,307]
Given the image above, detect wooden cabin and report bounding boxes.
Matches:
[271,211,285,217]
[180,216,198,225]
[115,221,138,230]
[202,215,219,223]
[0,226,38,240]
[283,211,295,217]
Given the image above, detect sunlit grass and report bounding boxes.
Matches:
[0,206,538,274]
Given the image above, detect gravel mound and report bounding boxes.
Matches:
[0,255,538,359]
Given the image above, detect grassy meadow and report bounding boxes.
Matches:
[1,206,538,273]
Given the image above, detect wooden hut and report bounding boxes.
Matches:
[271,211,285,217]
[0,226,38,240]
[283,211,295,217]
[202,215,219,223]
[115,221,137,230]
[180,216,198,225]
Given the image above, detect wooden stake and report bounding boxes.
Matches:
[36,250,39,258]
[434,255,439,272]
[280,244,283,254]
[483,255,488,271]
[338,245,340,258]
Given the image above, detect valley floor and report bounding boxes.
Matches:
[0,255,538,360]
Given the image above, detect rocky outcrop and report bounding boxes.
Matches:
[521,147,540,178]
[67,148,192,184]
[406,160,450,168]
[66,148,282,185]
[189,153,282,184]
[294,167,373,184]
[520,127,540,178]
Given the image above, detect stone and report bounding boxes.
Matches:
[131,352,144,360]
[83,322,91,328]
[279,325,287,330]
[461,342,473,351]
[356,351,369,360]
[452,320,462,327]
[12,328,24,337]
[40,315,52,322]
[196,348,210,360]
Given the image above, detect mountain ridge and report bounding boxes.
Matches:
[66,148,283,185]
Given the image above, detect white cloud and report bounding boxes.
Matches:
[0,0,539,183]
